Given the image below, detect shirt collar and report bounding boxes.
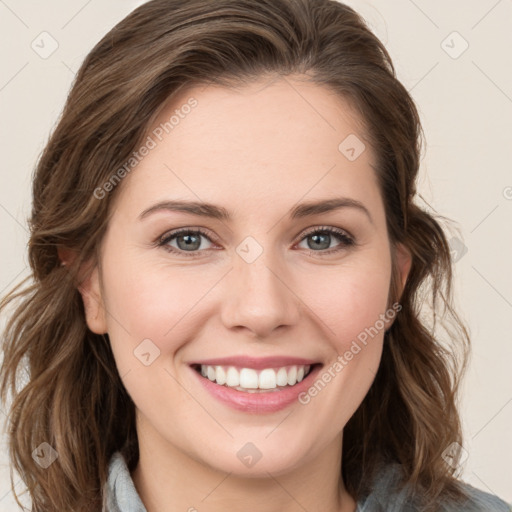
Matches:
[104,452,147,512]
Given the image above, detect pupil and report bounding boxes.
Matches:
[309,233,330,250]
[178,234,200,251]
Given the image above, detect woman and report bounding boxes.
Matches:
[1,0,509,510]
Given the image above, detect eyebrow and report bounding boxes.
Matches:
[139,197,373,224]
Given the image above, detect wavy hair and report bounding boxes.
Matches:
[1,0,471,510]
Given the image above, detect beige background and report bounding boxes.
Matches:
[1,0,511,508]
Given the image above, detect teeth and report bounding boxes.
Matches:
[199,364,312,391]
[226,367,240,387]
[240,368,259,389]
[215,366,226,385]
[259,369,276,389]
[276,367,288,386]
[287,366,297,386]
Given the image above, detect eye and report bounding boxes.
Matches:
[157,225,355,258]
[158,228,216,257]
[296,226,355,255]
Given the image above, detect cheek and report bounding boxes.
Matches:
[295,267,391,437]
[99,255,203,421]
[100,251,216,355]
[301,257,392,350]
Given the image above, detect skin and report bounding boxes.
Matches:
[79,76,411,512]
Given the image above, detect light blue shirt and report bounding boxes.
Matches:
[104,452,511,511]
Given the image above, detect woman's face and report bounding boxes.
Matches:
[82,76,409,476]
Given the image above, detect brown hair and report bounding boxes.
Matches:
[1,0,470,510]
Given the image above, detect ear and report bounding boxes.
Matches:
[386,243,412,331]
[78,265,108,335]
[58,247,107,334]
[394,242,412,294]
[58,247,76,267]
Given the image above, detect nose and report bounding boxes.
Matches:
[220,248,301,339]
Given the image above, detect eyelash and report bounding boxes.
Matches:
[157,226,355,258]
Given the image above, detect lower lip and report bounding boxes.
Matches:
[190,365,322,413]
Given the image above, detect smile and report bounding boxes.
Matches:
[188,356,323,412]
[193,364,314,392]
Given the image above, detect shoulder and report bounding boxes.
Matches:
[451,480,511,512]
[356,463,510,512]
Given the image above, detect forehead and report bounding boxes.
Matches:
[114,77,381,218]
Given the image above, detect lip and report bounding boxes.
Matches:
[188,355,319,370]
[189,362,323,414]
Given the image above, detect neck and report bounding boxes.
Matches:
[132,417,357,512]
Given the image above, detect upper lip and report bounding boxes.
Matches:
[189,356,320,370]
